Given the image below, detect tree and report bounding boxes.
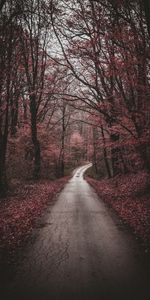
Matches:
[51,0,150,176]
[18,0,49,178]
[0,3,23,195]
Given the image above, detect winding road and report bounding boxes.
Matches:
[2,164,150,300]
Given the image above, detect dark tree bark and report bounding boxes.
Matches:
[60,114,65,177]
[10,94,19,136]
[0,102,9,196]
[30,94,41,179]
[110,132,121,177]
[92,127,98,174]
[101,126,112,178]
[143,0,150,37]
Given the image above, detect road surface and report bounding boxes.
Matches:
[1,164,150,300]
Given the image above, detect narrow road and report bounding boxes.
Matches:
[2,165,150,300]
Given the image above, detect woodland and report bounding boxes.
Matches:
[0,0,150,251]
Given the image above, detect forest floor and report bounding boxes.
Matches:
[1,165,150,300]
[86,170,150,252]
[0,177,70,255]
[1,169,150,258]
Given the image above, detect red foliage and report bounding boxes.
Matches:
[86,172,150,250]
[0,177,69,252]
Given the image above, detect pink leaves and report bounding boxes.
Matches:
[87,171,150,249]
[70,131,84,147]
[0,177,69,252]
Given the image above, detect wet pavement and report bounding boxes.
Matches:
[1,164,150,300]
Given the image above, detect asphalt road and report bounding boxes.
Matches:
[1,164,150,300]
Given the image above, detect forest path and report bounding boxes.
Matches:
[2,164,150,300]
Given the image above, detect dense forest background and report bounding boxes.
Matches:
[0,0,150,197]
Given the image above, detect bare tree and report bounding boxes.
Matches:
[18,0,50,178]
[0,3,23,195]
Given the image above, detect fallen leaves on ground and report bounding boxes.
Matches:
[0,177,70,252]
[86,171,150,250]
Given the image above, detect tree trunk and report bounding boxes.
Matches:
[92,127,98,174]
[0,139,8,197]
[59,102,67,177]
[10,94,19,136]
[59,143,65,177]
[30,94,41,179]
[0,105,9,197]
[101,126,112,178]
[143,0,150,37]
[110,133,121,177]
[138,143,150,173]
